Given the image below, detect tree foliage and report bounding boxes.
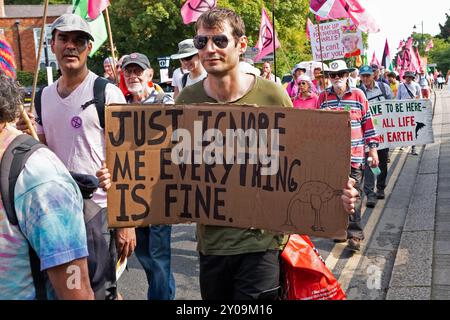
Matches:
[90,0,311,78]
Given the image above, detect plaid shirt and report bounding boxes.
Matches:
[317,86,379,168]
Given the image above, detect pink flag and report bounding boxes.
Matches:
[88,0,110,20]
[314,0,379,33]
[181,0,216,25]
[370,52,380,67]
[309,0,337,18]
[338,0,380,33]
[306,18,314,40]
[425,39,434,52]
[397,40,405,51]
[254,8,280,62]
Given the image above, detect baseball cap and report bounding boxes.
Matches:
[121,53,151,70]
[171,39,198,60]
[359,65,373,75]
[51,13,94,41]
[370,64,380,71]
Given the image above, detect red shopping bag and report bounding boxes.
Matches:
[281,234,346,300]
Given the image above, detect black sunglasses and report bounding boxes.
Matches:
[193,34,230,50]
[329,72,348,79]
[180,54,196,62]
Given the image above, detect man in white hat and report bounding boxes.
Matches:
[317,60,380,252]
[171,38,207,99]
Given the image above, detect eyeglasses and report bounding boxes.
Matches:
[180,54,196,62]
[329,72,348,79]
[124,67,144,77]
[193,34,231,50]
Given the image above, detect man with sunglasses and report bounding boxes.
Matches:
[171,39,207,99]
[16,13,135,299]
[317,60,380,252]
[175,8,359,300]
[359,65,394,209]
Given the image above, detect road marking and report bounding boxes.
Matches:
[336,148,410,291]
[324,148,404,271]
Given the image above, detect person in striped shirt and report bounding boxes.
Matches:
[317,60,380,252]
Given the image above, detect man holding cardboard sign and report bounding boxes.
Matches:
[174,9,358,299]
[99,8,359,301]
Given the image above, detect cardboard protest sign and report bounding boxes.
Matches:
[309,19,363,61]
[105,104,351,239]
[369,99,434,149]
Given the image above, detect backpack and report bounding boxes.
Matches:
[359,81,389,101]
[35,77,110,129]
[0,134,117,300]
[181,73,189,89]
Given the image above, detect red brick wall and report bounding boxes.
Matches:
[0,16,58,72]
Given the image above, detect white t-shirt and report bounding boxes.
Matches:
[35,71,126,207]
[174,69,207,91]
[172,67,188,91]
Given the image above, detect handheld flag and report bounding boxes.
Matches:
[72,0,108,57]
[381,39,394,71]
[88,0,110,20]
[181,0,216,25]
[309,0,336,18]
[0,34,16,79]
[312,0,379,33]
[370,51,380,67]
[254,8,280,62]
[425,39,433,52]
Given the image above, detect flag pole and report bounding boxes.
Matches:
[29,0,49,115]
[271,0,277,79]
[315,16,328,105]
[104,7,118,83]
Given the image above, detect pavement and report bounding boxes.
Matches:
[118,88,450,300]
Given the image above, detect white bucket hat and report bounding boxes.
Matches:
[325,60,356,74]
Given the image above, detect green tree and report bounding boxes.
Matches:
[93,0,311,78]
[437,12,450,40]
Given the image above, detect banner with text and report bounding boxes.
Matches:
[309,19,363,61]
[369,99,434,149]
[105,105,351,239]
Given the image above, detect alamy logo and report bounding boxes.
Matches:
[171,121,280,175]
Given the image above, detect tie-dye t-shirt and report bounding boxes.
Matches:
[0,126,88,300]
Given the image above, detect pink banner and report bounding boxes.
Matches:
[254,8,280,62]
[181,0,216,25]
[88,0,110,20]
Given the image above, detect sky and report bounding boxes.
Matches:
[359,0,449,60]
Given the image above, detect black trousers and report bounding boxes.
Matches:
[199,250,281,300]
[347,166,364,240]
[364,148,389,196]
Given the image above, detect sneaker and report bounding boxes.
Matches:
[411,146,418,155]
[333,238,347,243]
[366,194,377,208]
[376,190,385,199]
[347,238,361,251]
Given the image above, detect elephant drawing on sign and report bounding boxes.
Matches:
[284,181,342,232]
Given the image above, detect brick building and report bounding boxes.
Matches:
[0,4,71,72]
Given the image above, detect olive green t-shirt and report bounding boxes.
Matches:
[176,75,293,255]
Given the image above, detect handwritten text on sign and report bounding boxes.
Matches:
[105,104,351,239]
[369,99,434,149]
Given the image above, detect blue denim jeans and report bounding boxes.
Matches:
[135,225,175,300]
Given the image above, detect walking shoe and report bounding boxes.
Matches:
[411,146,418,155]
[333,238,347,243]
[376,190,385,199]
[366,194,377,208]
[347,238,361,251]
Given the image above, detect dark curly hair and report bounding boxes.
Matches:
[0,71,23,123]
